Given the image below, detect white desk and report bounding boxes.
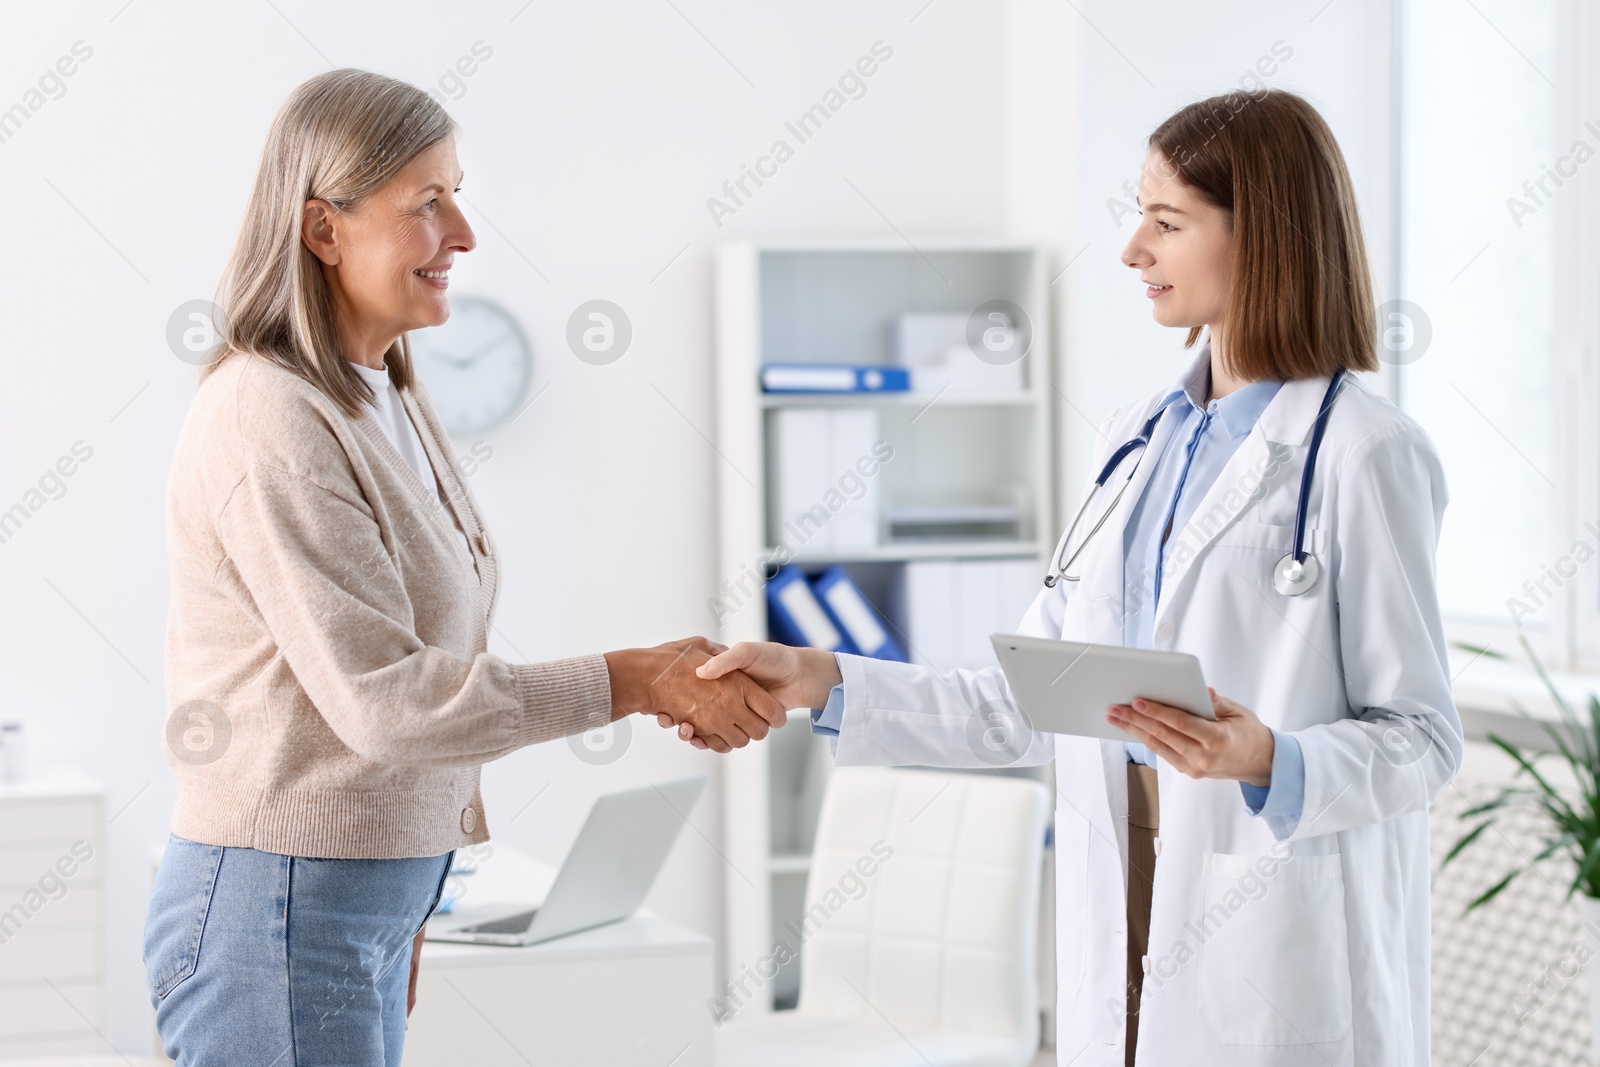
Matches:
[404,845,713,1067]
[0,766,105,1061]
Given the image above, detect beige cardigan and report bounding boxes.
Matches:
[164,354,613,858]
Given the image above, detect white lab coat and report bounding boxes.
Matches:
[827,369,1462,1066]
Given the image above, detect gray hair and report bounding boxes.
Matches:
[203,69,456,417]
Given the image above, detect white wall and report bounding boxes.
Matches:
[0,0,1386,1052]
[1059,0,1396,498]
[0,0,1023,1051]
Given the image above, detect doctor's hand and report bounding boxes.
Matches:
[656,643,842,749]
[604,637,784,753]
[1107,687,1275,788]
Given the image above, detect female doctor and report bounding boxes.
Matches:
[680,88,1462,1066]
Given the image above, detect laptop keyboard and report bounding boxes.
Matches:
[457,908,538,935]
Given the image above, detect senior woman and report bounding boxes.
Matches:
[143,69,780,1066]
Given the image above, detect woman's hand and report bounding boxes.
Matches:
[656,643,842,749]
[407,926,425,1018]
[608,636,786,753]
[1107,687,1275,787]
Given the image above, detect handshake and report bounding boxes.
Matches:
[602,637,844,753]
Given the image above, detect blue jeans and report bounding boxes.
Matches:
[143,834,454,1067]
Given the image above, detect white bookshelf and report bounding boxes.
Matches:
[711,241,1057,1013]
[758,391,1040,408]
[778,540,1045,565]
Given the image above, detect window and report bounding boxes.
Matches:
[1396,0,1566,661]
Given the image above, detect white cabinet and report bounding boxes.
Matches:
[712,242,1057,1014]
[0,767,106,1058]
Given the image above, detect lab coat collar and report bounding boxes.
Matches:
[1070,392,1188,618]
[1147,366,1351,640]
[1256,364,1349,448]
[1163,339,1341,448]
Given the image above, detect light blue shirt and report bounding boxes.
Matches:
[813,344,1306,838]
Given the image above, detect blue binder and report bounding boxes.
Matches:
[812,567,908,662]
[766,567,857,653]
[761,364,912,394]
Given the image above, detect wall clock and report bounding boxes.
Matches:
[407,295,533,435]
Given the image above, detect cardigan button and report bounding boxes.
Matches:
[476,531,492,557]
[461,807,477,833]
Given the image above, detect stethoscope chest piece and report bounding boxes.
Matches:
[1272,551,1321,596]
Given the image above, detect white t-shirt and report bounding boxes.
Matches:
[348,361,473,559]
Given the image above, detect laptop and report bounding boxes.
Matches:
[425,774,707,947]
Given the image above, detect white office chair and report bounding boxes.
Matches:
[718,766,1051,1067]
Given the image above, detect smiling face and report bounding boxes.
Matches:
[300,136,476,365]
[1120,148,1234,332]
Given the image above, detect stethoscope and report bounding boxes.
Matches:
[1044,370,1347,597]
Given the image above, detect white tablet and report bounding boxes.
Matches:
[989,633,1213,742]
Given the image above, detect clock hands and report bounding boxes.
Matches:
[412,298,532,435]
[432,333,507,369]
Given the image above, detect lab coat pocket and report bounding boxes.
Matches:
[1197,850,1352,1045]
[1210,521,1325,558]
[1054,813,1091,994]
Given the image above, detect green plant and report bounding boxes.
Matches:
[1438,634,1600,911]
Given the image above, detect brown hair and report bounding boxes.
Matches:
[203,69,457,417]
[1148,88,1378,381]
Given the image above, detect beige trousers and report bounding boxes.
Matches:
[1125,762,1159,1067]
